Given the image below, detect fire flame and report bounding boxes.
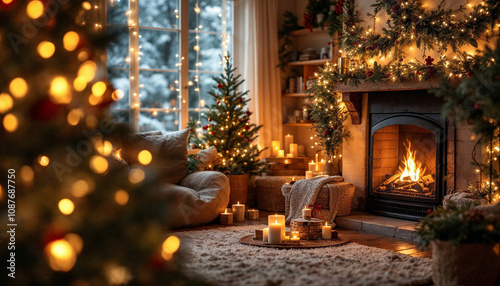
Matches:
[399,141,424,182]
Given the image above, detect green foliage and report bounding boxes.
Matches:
[416,204,500,249]
[188,57,266,176]
[278,11,303,69]
[308,65,350,159]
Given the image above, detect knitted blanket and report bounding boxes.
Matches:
[285,176,343,226]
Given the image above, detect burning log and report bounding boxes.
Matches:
[382,172,401,186]
[422,174,434,185]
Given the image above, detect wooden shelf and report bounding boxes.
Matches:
[282,93,308,97]
[288,58,332,66]
[332,78,453,93]
[283,123,314,127]
[290,28,328,36]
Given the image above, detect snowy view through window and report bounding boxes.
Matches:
[107,0,232,132]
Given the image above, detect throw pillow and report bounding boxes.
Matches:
[196,146,218,170]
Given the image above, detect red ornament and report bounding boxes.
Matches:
[352,42,357,47]
[217,100,221,105]
[217,83,223,89]
[416,71,421,75]
[474,103,480,110]
[208,117,212,122]
[338,31,342,37]
[245,137,250,143]
[425,56,434,66]
[366,70,373,77]
[327,42,331,46]
[202,125,208,130]
[427,68,435,77]
[212,131,216,135]
[324,130,329,136]
[391,3,401,13]
[303,13,314,32]
[399,57,403,62]
[333,125,338,130]
[467,71,474,77]
[334,3,343,15]
[238,118,242,122]
[386,73,392,78]
[244,125,249,130]
[238,98,243,103]
[245,110,251,116]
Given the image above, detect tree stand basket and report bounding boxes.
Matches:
[227,174,249,206]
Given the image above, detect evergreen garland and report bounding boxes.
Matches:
[189,57,266,176]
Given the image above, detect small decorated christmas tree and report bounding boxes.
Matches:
[189,56,265,176]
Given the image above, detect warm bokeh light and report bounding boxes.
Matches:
[71,179,91,197]
[27,1,44,19]
[92,81,106,96]
[67,108,83,126]
[82,1,91,10]
[0,93,13,113]
[162,235,180,260]
[73,76,87,91]
[86,114,98,128]
[9,77,28,98]
[38,155,49,166]
[45,239,77,272]
[20,165,34,184]
[49,77,72,104]
[64,233,83,254]
[3,113,18,132]
[2,0,13,4]
[0,184,3,200]
[63,31,79,51]
[95,140,113,156]
[77,50,89,61]
[138,150,152,165]
[89,155,108,174]
[88,94,102,105]
[106,265,132,285]
[128,168,145,184]
[78,61,96,82]
[112,89,124,101]
[115,190,129,205]
[37,41,55,58]
[58,198,75,215]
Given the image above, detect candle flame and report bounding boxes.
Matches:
[292,177,295,181]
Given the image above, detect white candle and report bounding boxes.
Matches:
[268,214,286,240]
[308,161,317,171]
[302,205,312,219]
[322,222,332,239]
[284,134,293,153]
[286,153,293,158]
[220,209,233,225]
[268,220,282,244]
[278,150,285,158]
[317,160,326,172]
[271,141,280,157]
[263,227,269,242]
[305,171,313,179]
[246,209,259,220]
[290,236,300,242]
[290,143,298,158]
[315,153,319,163]
[232,202,245,222]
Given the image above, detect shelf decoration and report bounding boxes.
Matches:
[328,0,500,85]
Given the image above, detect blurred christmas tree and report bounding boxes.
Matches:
[0,1,194,284]
[188,56,265,175]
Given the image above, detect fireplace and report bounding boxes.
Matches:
[368,113,446,220]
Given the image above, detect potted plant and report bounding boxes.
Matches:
[416,205,500,285]
[307,65,350,175]
[188,56,266,205]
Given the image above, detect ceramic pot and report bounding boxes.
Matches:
[316,13,325,24]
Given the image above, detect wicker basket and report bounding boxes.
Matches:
[227,174,249,206]
[255,176,304,212]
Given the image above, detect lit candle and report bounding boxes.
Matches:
[271,140,280,157]
[232,202,245,222]
[308,161,317,171]
[268,220,282,244]
[246,209,259,220]
[290,143,298,158]
[286,153,293,158]
[284,134,293,153]
[219,208,233,225]
[302,205,312,220]
[268,214,286,240]
[263,227,269,242]
[290,231,300,242]
[322,222,332,239]
[305,171,313,179]
[317,159,326,172]
[278,150,285,158]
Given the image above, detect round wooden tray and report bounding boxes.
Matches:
[239,235,350,249]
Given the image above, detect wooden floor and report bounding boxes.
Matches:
[178,211,432,258]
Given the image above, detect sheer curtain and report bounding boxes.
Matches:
[234,0,282,157]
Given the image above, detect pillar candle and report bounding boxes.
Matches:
[219,209,233,225]
[317,160,326,173]
[298,144,305,156]
[232,202,245,222]
[263,227,269,242]
[271,141,280,157]
[284,134,293,153]
[286,153,293,158]
[246,209,259,220]
[268,220,282,244]
[322,222,332,239]
[290,230,299,238]
[305,171,313,179]
[268,214,286,241]
[302,205,312,220]
[278,150,285,158]
[290,143,298,158]
[308,161,317,171]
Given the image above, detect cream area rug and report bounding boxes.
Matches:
[174,225,432,286]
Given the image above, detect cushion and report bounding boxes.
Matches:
[195,146,218,171]
[122,128,190,184]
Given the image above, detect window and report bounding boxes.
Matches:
[106,0,232,132]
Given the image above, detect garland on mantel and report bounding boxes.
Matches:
[326,0,500,85]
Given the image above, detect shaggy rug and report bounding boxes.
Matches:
[174,225,432,286]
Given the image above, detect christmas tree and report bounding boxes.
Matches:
[308,63,350,161]
[0,1,193,284]
[189,56,265,175]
